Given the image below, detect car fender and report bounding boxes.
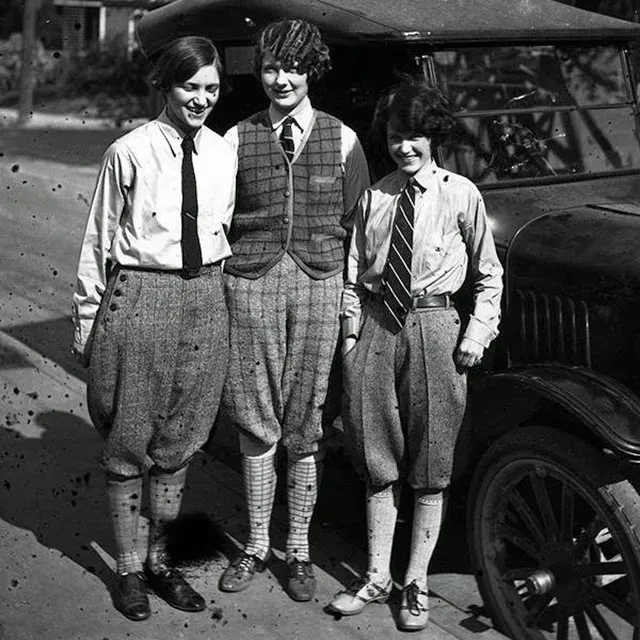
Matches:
[470,363,640,460]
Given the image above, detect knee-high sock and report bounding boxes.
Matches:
[147,465,188,572]
[404,490,444,590]
[242,448,277,560]
[107,474,143,575]
[286,454,321,563]
[366,482,400,584]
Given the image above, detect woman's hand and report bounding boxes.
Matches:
[454,337,485,369]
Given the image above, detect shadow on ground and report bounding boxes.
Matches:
[0,128,124,167]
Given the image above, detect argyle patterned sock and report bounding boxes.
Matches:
[107,475,144,575]
[286,455,321,563]
[147,466,188,572]
[242,449,277,560]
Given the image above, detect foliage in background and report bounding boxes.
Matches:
[60,43,151,121]
[0,32,60,93]
[0,34,152,122]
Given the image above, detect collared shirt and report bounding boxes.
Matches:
[73,108,237,351]
[224,96,370,223]
[341,160,504,347]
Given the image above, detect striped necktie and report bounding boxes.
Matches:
[181,134,202,274]
[382,178,416,333]
[280,117,295,162]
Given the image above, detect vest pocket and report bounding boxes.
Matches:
[308,175,339,191]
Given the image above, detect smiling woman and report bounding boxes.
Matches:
[71,35,237,622]
[149,37,223,133]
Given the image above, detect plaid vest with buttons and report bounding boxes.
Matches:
[226,110,345,279]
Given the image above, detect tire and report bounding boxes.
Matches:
[468,426,640,639]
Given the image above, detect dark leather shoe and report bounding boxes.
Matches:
[113,572,150,621]
[219,549,271,593]
[145,566,206,612]
[286,560,316,602]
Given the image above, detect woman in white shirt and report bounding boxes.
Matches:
[72,36,236,622]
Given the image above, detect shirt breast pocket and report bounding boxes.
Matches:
[142,180,181,239]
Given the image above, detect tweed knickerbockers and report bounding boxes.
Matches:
[220,253,342,456]
[342,299,470,490]
[87,264,229,477]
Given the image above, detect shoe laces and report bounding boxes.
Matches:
[403,580,428,616]
[290,560,313,579]
[345,574,388,597]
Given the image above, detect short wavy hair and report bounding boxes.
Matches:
[149,36,222,93]
[253,19,331,83]
[373,80,457,147]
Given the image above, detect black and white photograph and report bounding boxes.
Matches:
[2,0,640,638]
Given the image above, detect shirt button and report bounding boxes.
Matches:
[113,289,122,297]
[109,303,118,311]
[119,274,127,282]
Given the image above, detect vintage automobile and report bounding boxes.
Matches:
[138,1,640,637]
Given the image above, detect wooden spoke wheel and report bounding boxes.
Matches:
[468,427,640,639]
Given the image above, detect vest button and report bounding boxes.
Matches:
[284,190,290,197]
[119,273,127,282]
[109,303,118,311]
[283,217,289,223]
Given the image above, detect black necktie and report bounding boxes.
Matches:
[181,135,202,273]
[382,178,416,332]
[280,117,295,162]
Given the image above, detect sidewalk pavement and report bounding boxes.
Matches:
[0,326,507,640]
[0,112,507,640]
[0,107,147,131]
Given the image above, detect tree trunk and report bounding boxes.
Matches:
[18,0,41,126]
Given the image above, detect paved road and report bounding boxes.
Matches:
[0,119,507,640]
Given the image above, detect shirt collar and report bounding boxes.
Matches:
[411,159,439,191]
[156,107,203,156]
[268,97,313,133]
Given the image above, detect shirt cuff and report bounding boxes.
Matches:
[463,315,498,349]
[341,317,361,340]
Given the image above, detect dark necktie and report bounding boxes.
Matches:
[382,178,416,333]
[280,117,295,162]
[181,135,202,273]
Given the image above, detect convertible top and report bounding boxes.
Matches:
[137,0,640,57]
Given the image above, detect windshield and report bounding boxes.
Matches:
[431,45,640,184]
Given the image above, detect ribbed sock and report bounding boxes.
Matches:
[106,474,144,575]
[366,482,400,585]
[403,490,444,590]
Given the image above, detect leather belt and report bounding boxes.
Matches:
[412,294,451,309]
[118,263,217,280]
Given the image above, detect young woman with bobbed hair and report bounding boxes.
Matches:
[328,80,503,631]
[73,35,236,621]
[217,18,370,603]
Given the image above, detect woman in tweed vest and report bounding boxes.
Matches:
[218,18,370,602]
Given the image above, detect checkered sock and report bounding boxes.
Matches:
[242,450,276,561]
[106,475,144,575]
[286,455,321,563]
[403,490,444,590]
[366,482,400,584]
[147,466,188,572]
